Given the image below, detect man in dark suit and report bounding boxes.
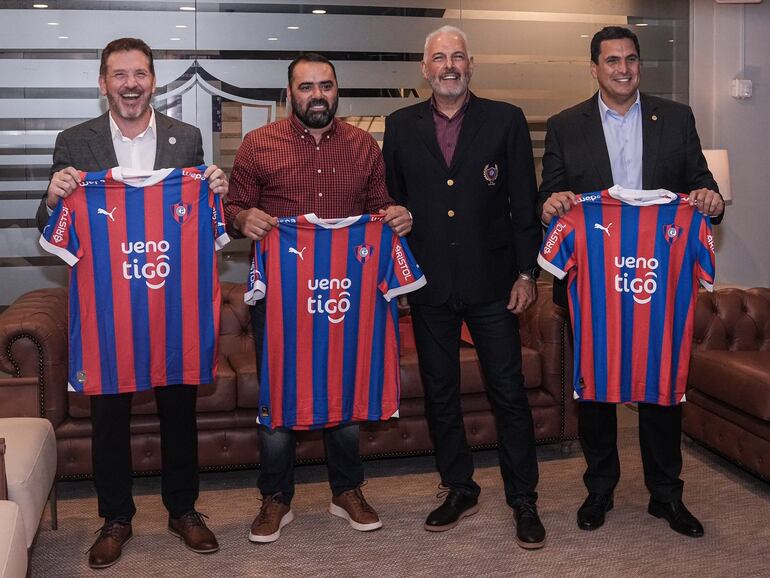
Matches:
[539,26,724,538]
[37,38,227,568]
[383,25,545,549]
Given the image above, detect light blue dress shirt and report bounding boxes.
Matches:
[598,91,643,190]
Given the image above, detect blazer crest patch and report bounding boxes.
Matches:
[483,163,499,186]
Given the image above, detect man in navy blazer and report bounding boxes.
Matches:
[36,38,227,568]
[539,26,724,538]
[383,25,545,549]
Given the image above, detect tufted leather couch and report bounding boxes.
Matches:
[0,282,578,480]
[683,287,770,483]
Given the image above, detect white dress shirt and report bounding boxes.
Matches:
[109,107,157,171]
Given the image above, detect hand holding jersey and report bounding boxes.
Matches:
[234,203,411,242]
[46,164,228,210]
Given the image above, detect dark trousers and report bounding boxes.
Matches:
[410,298,539,508]
[250,301,364,505]
[579,401,684,502]
[90,384,199,521]
[258,423,364,504]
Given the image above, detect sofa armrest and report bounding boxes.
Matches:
[0,288,69,427]
[693,287,770,352]
[519,282,569,401]
[0,438,7,500]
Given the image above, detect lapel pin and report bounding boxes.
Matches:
[169,137,177,144]
[651,115,658,121]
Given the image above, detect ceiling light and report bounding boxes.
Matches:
[312,9,327,14]
[268,37,278,41]
[580,34,589,38]
[33,3,49,7]
[47,22,59,25]
[170,37,181,41]
[635,23,649,27]
[57,36,68,39]
[287,26,299,30]
[176,24,187,28]
[179,6,195,11]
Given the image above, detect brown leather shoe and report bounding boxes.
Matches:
[329,486,382,531]
[168,510,219,554]
[88,519,132,569]
[249,493,294,544]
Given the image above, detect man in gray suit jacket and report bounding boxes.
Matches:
[539,26,724,539]
[37,38,227,569]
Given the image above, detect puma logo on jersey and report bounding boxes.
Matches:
[98,207,117,222]
[594,222,612,237]
[288,246,306,261]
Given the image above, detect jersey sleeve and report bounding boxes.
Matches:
[696,215,716,292]
[211,191,230,250]
[537,215,577,280]
[378,234,426,302]
[244,240,267,305]
[38,196,81,266]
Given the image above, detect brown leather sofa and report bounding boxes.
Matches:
[0,282,578,480]
[683,287,770,483]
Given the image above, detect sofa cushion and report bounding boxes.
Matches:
[228,351,259,409]
[689,350,770,421]
[0,418,56,548]
[0,500,27,578]
[67,368,238,418]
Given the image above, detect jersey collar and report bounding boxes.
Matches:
[608,185,678,205]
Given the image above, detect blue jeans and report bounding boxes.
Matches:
[251,301,364,504]
[258,423,364,504]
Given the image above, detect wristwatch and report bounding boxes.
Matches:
[518,266,540,283]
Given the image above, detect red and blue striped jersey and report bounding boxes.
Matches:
[39,166,230,395]
[538,186,715,406]
[246,213,426,429]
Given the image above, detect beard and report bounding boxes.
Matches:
[291,95,338,129]
[106,90,153,121]
[427,68,471,99]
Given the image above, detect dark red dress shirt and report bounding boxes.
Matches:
[225,115,393,232]
[431,93,471,167]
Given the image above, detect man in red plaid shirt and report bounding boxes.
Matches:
[225,53,412,544]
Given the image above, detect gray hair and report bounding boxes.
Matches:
[423,25,471,61]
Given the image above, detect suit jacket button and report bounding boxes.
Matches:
[447,210,455,217]
[447,179,454,186]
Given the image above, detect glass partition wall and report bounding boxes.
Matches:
[0,0,689,306]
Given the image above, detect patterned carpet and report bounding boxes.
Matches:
[31,426,770,577]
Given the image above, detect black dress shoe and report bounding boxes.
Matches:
[577,493,614,530]
[513,502,546,549]
[424,489,479,532]
[648,498,704,537]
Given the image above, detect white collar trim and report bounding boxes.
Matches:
[608,185,678,205]
[303,214,363,229]
[110,166,174,187]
